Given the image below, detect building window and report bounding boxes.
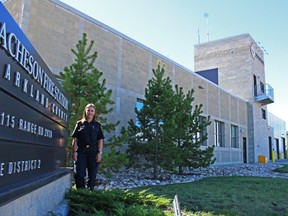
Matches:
[262,109,266,120]
[195,116,208,146]
[231,125,239,148]
[214,120,224,147]
[136,99,144,127]
[260,81,265,93]
[253,75,257,96]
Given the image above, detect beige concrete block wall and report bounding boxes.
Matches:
[192,77,208,111]
[194,33,272,163]
[4,0,249,164]
[2,0,22,24]
[253,103,270,160]
[221,150,231,162]
[26,0,79,74]
[93,33,120,87]
[174,66,193,92]
[194,34,264,103]
[238,101,248,126]
[121,42,150,93]
[0,173,71,216]
[220,92,230,121]
[231,150,241,162]
[230,97,239,123]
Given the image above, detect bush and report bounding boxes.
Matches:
[66,188,173,216]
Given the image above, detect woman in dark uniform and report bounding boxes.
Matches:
[71,103,104,190]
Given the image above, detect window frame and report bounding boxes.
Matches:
[231,124,239,148]
[197,116,208,146]
[135,99,144,127]
[214,120,224,147]
[262,109,266,120]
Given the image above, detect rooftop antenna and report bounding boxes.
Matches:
[204,12,210,42]
[197,27,200,44]
[257,42,269,55]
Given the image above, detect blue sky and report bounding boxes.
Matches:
[60,1,286,125]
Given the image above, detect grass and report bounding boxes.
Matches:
[66,166,288,216]
[131,176,288,216]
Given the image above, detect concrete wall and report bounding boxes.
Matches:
[0,173,71,216]
[194,34,273,163]
[4,0,249,165]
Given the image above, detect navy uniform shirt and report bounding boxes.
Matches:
[71,120,104,147]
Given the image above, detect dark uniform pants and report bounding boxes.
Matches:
[75,146,99,189]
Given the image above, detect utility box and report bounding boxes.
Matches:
[258,155,268,163]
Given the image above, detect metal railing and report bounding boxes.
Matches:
[254,83,274,105]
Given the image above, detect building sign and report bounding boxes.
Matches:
[0,2,69,205]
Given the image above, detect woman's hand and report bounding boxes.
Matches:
[72,152,77,161]
[96,153,102,162]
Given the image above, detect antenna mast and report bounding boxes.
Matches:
[204,13,210,42]
[197,27,200,44]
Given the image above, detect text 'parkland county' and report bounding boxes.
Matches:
[0,21,69,122]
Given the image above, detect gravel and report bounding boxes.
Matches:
[95,162,288,190]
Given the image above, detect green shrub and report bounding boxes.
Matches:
[66,188,173,216]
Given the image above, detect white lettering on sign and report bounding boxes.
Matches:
[0,22,68,114]
[0,159,41,176]
[0,163,4,176]
[18,118,53,138]
[3,64,11,80]
[2,63,68,122]
[14,71,21,87]
[0,110,53,138]
[0,112,15,128]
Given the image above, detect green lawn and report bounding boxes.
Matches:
[132,176,288,216]
[66,166,288,216]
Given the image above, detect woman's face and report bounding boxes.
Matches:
[85,106,95,121]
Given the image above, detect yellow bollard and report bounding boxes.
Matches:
[272,149,275,162]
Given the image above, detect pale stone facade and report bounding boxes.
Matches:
[3,0,285,165]
[3,0,287,214]
[194,34,286,163]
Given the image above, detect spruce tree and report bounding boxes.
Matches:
[60,33,114,132]
[127,61,175,179]
[60,33,128,174]
[127,61,215,178]
[172,85,215,174]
